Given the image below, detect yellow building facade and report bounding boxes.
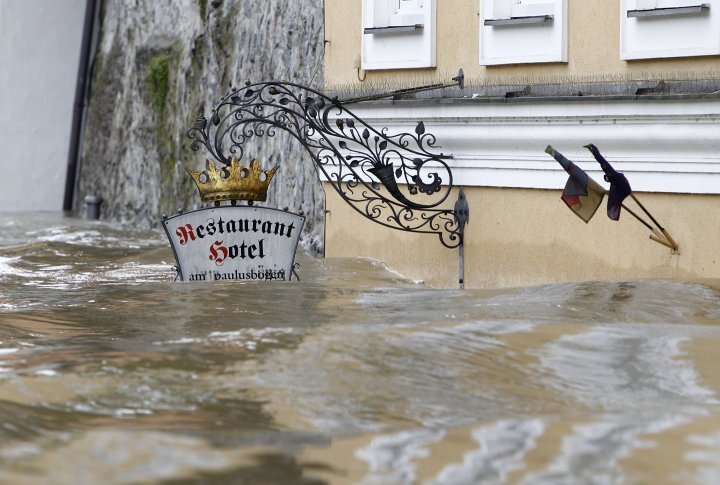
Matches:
[323,0,720,288]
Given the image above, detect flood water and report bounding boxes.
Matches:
[1,212,720,483]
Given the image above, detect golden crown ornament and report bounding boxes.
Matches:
[187,157,278,203]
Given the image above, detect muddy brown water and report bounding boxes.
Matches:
[1,212,719,483]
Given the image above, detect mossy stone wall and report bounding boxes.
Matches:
[78,0,325,254]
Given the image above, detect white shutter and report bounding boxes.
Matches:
[372,0,392,28]
[391,0,425,25]
[480,0,567,65]
[635,0,711,8]
[492,0,513,19]
[621,0,719,60]
[362,0,436,70]
[657,0,709,7]
[511,0,555,17]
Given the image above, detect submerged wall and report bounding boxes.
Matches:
[325,185,720,289]
[320,2,720,287]
[77,0,325,254]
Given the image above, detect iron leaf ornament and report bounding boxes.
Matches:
[186,81,463,248]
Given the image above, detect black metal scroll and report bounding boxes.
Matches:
[186,81,463,248]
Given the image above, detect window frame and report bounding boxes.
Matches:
[480,0,568,65]
[361,0,436,70]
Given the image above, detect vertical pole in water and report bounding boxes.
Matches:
[458,240,464,289]
[453,188,469,290]
[63,0,100,212]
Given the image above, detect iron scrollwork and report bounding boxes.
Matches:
[187,81,463,248]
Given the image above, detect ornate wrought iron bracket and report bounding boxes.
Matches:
[187,80,466,249]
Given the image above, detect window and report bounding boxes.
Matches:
[628,0,710,18]
[486,0,556,23]
[366,0,425,31]
[621,0,719,59]
[362,0,436,70]
[480,0,568,65]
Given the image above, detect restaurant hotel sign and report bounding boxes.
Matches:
[162,157,304,282]
[163,79,468,286]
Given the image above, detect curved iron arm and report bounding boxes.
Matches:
[187,81,462,248]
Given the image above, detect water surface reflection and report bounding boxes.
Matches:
[0,212,719,483]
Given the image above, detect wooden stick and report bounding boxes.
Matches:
[629,193,678,251]
[651,227,665,241]
[643,226,677,249]
[650,234,675,249]
[630,193,663,230]
[621,203,653,231]
[622,203,678,250]
[661,228,679,251]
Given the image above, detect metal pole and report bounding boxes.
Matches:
[453,187,469,290]
[63,0,99,212]
[458,240,464,290]
[339,68,464,105]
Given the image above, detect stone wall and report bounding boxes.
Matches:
[78,0,325,254]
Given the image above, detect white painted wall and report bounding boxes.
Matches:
[0,0,85,211]
[324,98,720,194]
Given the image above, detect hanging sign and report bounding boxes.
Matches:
[162,156,304,282]
[163,206,304,282]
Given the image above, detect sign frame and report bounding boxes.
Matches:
[162,205,305,282]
